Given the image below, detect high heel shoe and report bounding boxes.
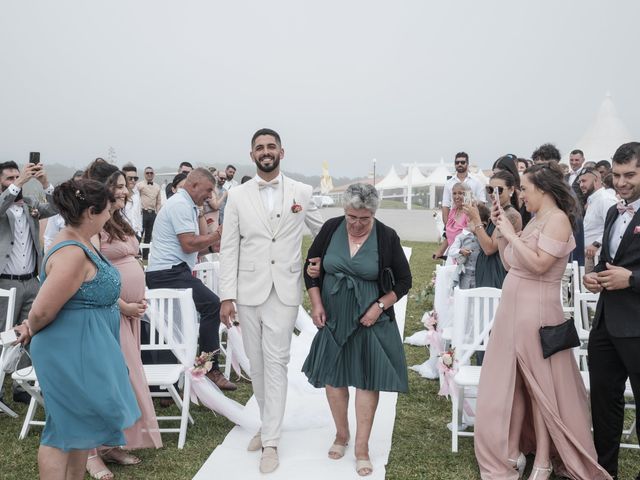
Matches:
[507,453,526,478]
[530,464,552,480]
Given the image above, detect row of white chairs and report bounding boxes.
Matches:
[446,260,637,452]
[10,288,196,448]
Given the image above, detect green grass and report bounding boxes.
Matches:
[1,240,637,479]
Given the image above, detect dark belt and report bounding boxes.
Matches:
[0,272,37,281]
[143,208,156,213]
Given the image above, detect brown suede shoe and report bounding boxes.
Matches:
[206,369,237,391]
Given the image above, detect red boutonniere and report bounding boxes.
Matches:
[291,199,303,213]
[634,226,640,234]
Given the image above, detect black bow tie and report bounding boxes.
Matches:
[147,182,154,186]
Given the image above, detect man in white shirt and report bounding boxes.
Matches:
[579,167,618,272]
[0,160,57,403]
[441,152,485,224]
[223,164,239,191]
[122,163,143,239]
[219,128,323,473]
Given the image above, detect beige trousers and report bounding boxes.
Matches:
[237,287,298,448]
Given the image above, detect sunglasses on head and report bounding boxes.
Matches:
[485,186,505,195]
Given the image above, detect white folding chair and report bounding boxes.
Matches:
[143,288,197,449]
[450,286,502,452]
[192,261,249,381]
[11,366,42,439]
[0,287,18,418]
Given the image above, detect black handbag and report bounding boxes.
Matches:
[380,267,396,294]
[539,319,580,359]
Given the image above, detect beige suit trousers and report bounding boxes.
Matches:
[238,286,298,448]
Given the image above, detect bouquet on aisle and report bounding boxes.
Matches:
[189,350,218,379]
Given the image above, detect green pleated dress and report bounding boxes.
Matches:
[302,222,408,392]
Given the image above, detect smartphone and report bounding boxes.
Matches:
[29,152,40,164]
[463,191,472,205]
[493,190,500,206]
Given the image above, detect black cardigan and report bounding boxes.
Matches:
[303,216,412,322]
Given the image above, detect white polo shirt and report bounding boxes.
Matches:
[441,173,486,208]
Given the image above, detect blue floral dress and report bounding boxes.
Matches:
[30,240,140,451]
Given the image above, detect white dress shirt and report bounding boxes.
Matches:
[609,197,640,259]
[2,183,50,275]
[223,179,239,191]
[123,188,143,236]
[442,173,486,208]
[583,187,618,247]
[43,214,67,252]
[255,174,283,214]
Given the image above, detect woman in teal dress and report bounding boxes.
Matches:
[15,179,140,480]
[302,183,412,477]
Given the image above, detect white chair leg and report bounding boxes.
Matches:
[178,375,191,449]
[19,397,38,440]
[451,386,459,453]
[169,385,194,425]
[224,340,233,380]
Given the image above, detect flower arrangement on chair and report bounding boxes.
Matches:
[437,347,458,398]
[189,351,218,380]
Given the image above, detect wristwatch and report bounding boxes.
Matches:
[377,301,385,310]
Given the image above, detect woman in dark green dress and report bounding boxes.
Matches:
[302,183,412,477]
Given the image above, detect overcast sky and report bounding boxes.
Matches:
[1,0,638,178]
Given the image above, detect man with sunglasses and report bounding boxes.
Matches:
[441,152,485,225]
[579,167,617,273]
[122,163,142,240]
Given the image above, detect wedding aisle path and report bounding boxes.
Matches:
[194,249,411,480]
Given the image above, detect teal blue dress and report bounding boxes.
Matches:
[302,223,408,392]
[30,240,140,451]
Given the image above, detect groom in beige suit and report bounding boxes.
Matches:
[219,128,323,473]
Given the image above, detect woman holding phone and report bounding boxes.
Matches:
[433,182,471,260]
[463,171,522,288]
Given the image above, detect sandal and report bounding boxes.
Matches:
[100,447,142,466]
[328,435,349,460]
[87,454,114,480]
[356,458,373,476]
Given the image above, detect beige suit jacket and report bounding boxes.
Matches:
[219,175,323,306]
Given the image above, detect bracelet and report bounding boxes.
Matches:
[474,224,484,231]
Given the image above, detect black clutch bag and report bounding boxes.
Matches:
[381,267,396,293]
[539,319,580,359]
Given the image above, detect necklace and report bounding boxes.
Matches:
[532,207,559,225]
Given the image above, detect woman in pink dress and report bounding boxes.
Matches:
[433,182,470,259]
[84,161,162,479]
[474,163,611,480]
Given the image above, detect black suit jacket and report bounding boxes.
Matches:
[593,204,640,337]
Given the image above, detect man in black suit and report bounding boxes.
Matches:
[584,142,640,480]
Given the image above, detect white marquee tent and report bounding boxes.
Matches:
[375,165,405,190]
[575,93,632,161]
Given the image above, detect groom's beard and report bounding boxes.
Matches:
[254,155,280,173]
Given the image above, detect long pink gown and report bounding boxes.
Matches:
[474,215,611,479]
[100,233,162,449]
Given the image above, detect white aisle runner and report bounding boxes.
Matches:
[194,248,411,480]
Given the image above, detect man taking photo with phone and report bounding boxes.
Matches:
[0,159,58,404]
